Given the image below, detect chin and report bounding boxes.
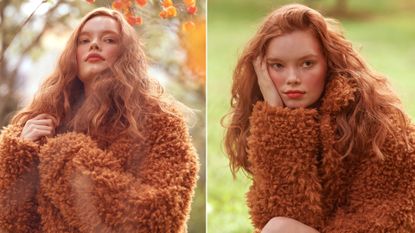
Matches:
[284,97,321,108]
[79,69,104,81]
[283,100,307,109]
[88,66,107,75]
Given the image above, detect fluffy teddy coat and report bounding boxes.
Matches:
[0,107,199,233]
[247,76,415,232]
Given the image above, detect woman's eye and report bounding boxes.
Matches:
[104,38,116,43]
[78,39,89,44]
[302,60,314,68]
[271,63,284,69]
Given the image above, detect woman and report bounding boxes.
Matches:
[223,4,415,233]
[0,7,199,233]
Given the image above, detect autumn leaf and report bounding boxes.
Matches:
[135,0,147,7]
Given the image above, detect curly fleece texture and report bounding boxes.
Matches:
[246,76,415,232]
[0,107,199,233]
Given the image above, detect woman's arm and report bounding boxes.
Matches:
[247,101,323,231]
[0,125,41,233]
[38,113,199,233]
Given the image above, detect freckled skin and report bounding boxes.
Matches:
[266,30,327,108]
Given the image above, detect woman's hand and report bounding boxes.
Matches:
[20,114,57,142]
[253,57,283,107]
[261,217,319,233]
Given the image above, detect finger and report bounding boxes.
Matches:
[32,128,54,136]
[260,58,268,73]
[33,114,58,126]
[28,119,55,127]
[33,113,53,120]
[254,58,268,89]
[257,66,273,87]
[47,115,58,127]
[29,125,53,132]
[27,129,54,141]
[253,57,261,73]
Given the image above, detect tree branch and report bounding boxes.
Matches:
[0,0,48,65]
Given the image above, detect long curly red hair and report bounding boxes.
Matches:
[223,4,411,176]
[12,8,170,143]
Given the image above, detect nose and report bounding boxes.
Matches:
[89,39,101,51]
[286,67,300,85]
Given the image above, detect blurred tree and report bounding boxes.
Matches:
[336,0,348,11]
[334,0,348,15]
[303,0,348,16]
[0,0,89,126]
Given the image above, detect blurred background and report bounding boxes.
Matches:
[0,0,205,232]
[207,0,415,232]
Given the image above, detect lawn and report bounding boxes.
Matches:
[207,1,415,232]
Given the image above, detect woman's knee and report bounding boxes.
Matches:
[261,217,319,233]
[261,217,289,233]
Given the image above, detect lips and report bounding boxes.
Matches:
[284,90,305,99]
[85,53,104,62]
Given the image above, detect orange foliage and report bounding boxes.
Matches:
[183,0,196,7]
[187,5,197,15]
[135,0,147,7]
[89,0,199,25]
[180,19,206,87]
[161,0,173,8]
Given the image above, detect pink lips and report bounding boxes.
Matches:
[284,90,305,99]
[85,53,104,62]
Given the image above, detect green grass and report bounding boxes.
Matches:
[207,1,415,232]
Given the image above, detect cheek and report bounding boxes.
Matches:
[76,47,85,65]
[305,67,326,93]
[105,46,121,64]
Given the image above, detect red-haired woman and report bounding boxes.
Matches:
[0,7,199,233]
[223,4,415,233]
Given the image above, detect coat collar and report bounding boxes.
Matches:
[316,75,359,214]
[319,75,358,114]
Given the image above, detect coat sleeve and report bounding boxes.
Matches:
[38,113,199,233]
[322,128,415,233]
[246,101,323,231]
[0,124,41,233]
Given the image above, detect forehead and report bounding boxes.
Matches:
[266,30,323,59]
[80,15,120,35]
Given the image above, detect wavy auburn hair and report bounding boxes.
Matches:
[223,4,411,176]
[12,8,168,143]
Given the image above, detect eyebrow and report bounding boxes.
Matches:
[266,54,319,62]
[78,30,119,37]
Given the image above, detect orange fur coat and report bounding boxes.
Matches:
[247,76,415,232]
[0,109,199,233]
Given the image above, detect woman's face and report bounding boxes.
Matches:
[265,30,327,108]
[76,16,121,84]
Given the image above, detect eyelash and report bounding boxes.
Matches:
[269,61,315,70]
[104,38,116,43]
[78,38,117,44]
[303,60,314,68]
[78,39,89,44]
[271,63,284,69]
